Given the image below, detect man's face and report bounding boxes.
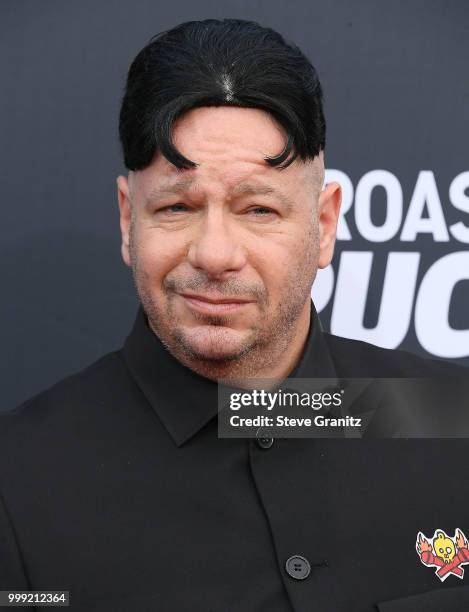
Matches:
[117,106,340,374]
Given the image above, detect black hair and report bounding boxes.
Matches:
[119,18,325,171]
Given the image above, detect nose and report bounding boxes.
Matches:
[187,208,246,277]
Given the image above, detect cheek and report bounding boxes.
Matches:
[134,228,187,281]
[249,229,315,290]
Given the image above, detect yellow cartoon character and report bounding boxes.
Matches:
[416,528,469,581]
[433,531,456,564]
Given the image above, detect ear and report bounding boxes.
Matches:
[318,181,342,269]
[116,174,132,267]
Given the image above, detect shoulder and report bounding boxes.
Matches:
[323,332,467,377]
[1,350,131,429]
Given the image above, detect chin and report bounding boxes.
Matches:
[178,326,252,361]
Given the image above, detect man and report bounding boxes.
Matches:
[1,18,468,612]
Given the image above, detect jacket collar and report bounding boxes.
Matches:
[121,299,337,447]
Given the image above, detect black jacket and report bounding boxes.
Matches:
[1,302,468,612]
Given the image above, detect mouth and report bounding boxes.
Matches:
[178,293,255,315]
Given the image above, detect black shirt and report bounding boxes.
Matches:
[1,301,469,611]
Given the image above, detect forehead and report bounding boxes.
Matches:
[142,173,300,214]
[172,105,287,163]
[131,106,321,195]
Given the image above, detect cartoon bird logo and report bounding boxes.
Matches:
[416,529,469,581]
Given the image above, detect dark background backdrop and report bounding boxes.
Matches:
[1,0,468,410]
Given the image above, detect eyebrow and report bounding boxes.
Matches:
[145,177,294,212]
[230,183,294,212]
[145,177,198,202]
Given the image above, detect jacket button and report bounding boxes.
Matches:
[257,436,274,449]
[256,428,274,449]
[285,555,311,580]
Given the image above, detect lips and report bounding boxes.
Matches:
[179,293,252,304]
[178,293,254,314]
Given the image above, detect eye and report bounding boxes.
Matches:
[247,206,275,216]
[160,203,189,213]
[154,202,190,215]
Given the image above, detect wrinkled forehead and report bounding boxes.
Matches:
[128,106,325,198]
[128,150,324,202]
